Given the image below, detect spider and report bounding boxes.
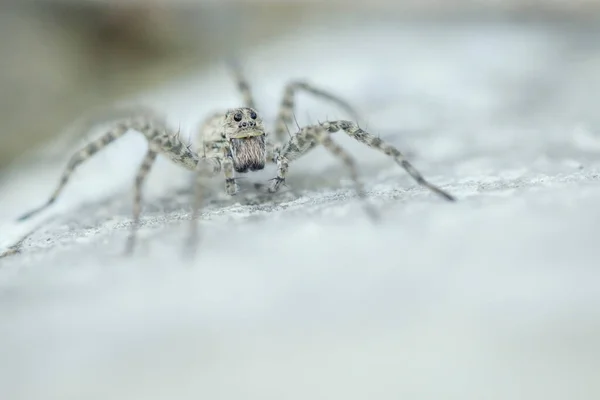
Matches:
[14,61,455,257]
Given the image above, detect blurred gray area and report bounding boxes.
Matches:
[0,1,314,170]
[1,1,600,170]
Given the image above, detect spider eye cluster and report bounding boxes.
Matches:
[233,110,258,122]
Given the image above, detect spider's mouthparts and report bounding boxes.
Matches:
[229,130,264,139]
[230,135,266,173]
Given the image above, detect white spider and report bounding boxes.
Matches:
[13,61,455,257]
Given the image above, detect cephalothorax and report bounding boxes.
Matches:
[13,61,455,257]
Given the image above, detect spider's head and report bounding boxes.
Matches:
[223,107,267,173]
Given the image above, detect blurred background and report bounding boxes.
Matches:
[1,0,600,172]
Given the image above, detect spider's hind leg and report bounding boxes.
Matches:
[227,59,256,109]
[274,81,361,144]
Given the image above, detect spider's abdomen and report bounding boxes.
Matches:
[230,136,266,173]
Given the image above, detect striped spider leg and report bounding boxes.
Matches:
[12,61,455,259]
[268,120,456,202]
[192,57,371,249]
[226,59,362,145]
[14,110,207,255]
[224,60,380,214]
[227,61,455,213]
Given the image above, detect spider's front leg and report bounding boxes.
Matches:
[269,125,379,220]
[270,120,455,206]
[221,157,239,195]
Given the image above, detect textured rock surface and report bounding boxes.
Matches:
[1,21,599,400]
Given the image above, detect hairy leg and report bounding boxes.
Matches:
[274,81,361,143]
[16,124,130,221]
[268,125,378,218]
[227,59,256,109]
[316,134,379,219]
[222,157,238,195]
[270,121,455,202]
[186,157,222,258]
[17,110,199,221]
[124,149,158,255]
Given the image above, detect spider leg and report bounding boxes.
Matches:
[148,125,200,171]
[317,133,379,220]
[186,157,222,258]
[265,141,280,164]
[16,124,130,221]
[270,120,455,202]
[16,110,197,223]
[124,149,158,255]
[227,59,256,109]
[269,125,379,220]
[274,81,361,143]
[222,157,238,195]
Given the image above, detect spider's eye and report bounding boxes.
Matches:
[250,111,257,120]
[234,112,243,122]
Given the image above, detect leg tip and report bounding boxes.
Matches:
[122,235,137,257]
[183,239,199,262]
[0,248,20,259]
[442,195,455,202]
[184,225,201,261]
[267,177,286,193]
[366,207,381,223]
[427,184,456,202]
[122,245,134,257]
[16,213,32,222]
[440,191,456,202]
